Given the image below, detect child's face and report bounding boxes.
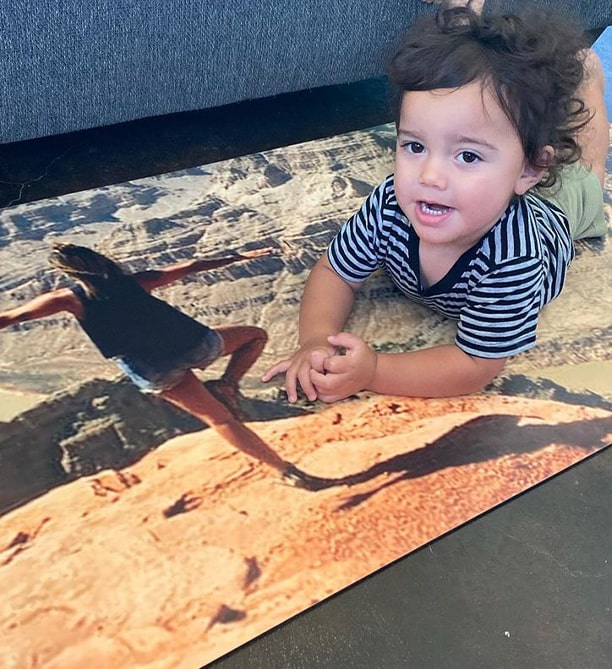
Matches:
[394,81,543,252]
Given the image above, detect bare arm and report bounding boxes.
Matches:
[133,248,274,292]
[311,332,506,401]
[372,344,506,396]
[262,255,362,401]
[0,288,83,331]
[299,255,359,345]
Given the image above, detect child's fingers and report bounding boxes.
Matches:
[262,359,304,405]
[282,361,316,402]
[310,348,330,373]
[310,368,343,394]
[310,369,345,403]
[327,332,362,351]
[261,359,291,382]
[263,345,337,402]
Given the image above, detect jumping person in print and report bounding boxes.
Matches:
[0,243,334,491]
[264,1,608,403]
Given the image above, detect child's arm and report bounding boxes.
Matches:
[134,247,274,291]
[311,332,506,401]
[262,255,363,402]
[0,288,82,330]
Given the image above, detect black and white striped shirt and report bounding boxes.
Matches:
[327,175,574,358]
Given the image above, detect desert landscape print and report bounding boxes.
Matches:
[1,122,611,668]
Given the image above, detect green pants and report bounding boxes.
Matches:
[536,163,607,240]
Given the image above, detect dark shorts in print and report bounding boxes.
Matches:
[113,328,224,394]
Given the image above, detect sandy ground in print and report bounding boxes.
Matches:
[1,394,611,669]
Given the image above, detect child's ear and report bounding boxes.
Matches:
[515,146,554,195]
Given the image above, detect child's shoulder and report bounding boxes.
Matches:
[478,193,572,267]
[360,174,401,214]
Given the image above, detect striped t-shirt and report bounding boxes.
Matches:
[327,175,574,359]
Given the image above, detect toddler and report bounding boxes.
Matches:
[263,4,608,402]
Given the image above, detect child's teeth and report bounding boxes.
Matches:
[421,202,448,215]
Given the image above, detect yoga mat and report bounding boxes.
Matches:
[1,82,611,669]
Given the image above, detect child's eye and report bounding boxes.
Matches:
[403,141,425,154]
[458,151,481,164]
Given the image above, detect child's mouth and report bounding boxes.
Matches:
[419,201,452,216]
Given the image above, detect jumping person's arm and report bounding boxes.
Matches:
[134,248,275,292]
[262,255,362,402]
[0,288,83,330]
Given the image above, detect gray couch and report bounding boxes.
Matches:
[1,0,610,145]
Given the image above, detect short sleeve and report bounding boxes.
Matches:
[327,179,389,283]
[456,257,544,358]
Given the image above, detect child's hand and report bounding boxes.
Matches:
[310,332,377,403]
[261,339,337,402]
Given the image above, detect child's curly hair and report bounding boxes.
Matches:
[387,4,591,188]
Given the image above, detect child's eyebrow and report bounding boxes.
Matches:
[397,128,424,141]
[453,135,499,152]
[397,129,499,153]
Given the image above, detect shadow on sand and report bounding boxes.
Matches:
[306,414,612,507]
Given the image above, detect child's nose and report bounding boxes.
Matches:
[418,156,447,189]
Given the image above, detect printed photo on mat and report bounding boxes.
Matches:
[1,119,611,668]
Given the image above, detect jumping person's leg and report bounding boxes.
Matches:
[161,370,287,469]
[203,325,267,418]
[160,370,335,490]
[215,325,267,386]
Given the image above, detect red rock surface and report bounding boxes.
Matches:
[1,393,610,668]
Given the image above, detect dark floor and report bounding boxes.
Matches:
[0,77,393,209]
[2,73,611,669]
